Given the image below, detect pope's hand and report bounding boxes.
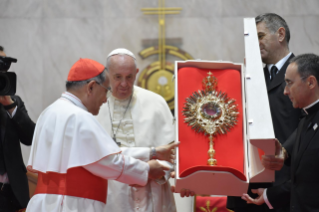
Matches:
[262,139,285,171]
[241,188,265,205]
[147,160,170,180]
[155,141,179,163]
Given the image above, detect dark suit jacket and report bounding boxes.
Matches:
[0,95,35,208]
[267,109,319,212]
[265,54,301,188]
[227,54,301,211]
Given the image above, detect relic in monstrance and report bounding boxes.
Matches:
[182,72,239,165]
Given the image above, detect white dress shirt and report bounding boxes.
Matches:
[267,52,292,80]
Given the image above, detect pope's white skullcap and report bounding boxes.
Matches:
[107,48,136,60]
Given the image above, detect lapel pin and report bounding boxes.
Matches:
[313,123,318,131]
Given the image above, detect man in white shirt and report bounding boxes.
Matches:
[26,58,174,212]
[96,48,178,212]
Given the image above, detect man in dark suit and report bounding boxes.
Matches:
[227,13,300,212]
[242,53,319,212]
[0,46,36,211]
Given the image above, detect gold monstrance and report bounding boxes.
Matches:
[182,72,239,165]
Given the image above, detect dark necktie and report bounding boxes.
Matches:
[270,66,278,81]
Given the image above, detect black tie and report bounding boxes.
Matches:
[270,66,278,81]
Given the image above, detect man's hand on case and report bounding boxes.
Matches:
[170,171,195,197]
[241,188,265,205]
[262,139,285,171]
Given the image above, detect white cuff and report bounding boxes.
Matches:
[121,147,151,162]
[116,154,149,186]
[263,188,274,209]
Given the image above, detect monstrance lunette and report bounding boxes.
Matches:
[182,72,239,165]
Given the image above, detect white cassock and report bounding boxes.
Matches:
[26,92,150,212]
[96,85,176,212]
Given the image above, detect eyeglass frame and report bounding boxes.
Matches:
[96,81,112,93]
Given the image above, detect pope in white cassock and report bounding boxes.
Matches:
[96,48,177,212]
[26,58,176,212]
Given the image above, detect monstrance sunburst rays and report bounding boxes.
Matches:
[182,72,239,165]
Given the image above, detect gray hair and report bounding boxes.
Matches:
[290,53,319,82]
[105,54,137,71]
[66,69,107,90]
[255,13,290,44]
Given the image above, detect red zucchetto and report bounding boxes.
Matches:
[67,58,105,81]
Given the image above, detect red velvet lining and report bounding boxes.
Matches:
[258,149,265,161]
[178,67,246,181]
[35,167,107,203]
[180,166,246,181]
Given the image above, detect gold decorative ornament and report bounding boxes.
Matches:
[182,72,239,165]
[199,200,217,212]
[138,0,194,110]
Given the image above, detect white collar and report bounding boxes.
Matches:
[267,52,292,73]
[107,87,136,104]
[303,99,319,115]
[61,92,88,111]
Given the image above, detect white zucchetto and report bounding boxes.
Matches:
[107,48,136,60]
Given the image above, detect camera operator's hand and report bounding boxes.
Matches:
[0,96,14,106]
[0,96,15,115]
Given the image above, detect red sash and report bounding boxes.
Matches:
[35,167,107,203]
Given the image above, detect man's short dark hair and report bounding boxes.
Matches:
[65,69,107,90]
[255,13,290,44]
[0,46,4,52]
[290,53,319,82]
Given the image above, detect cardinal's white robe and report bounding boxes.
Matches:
[26,92,149,212]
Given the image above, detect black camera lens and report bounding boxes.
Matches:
[0,56,17,95]
[0,74,10,94]
[0,72,16,95]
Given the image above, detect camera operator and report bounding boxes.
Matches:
[0,46,35,212]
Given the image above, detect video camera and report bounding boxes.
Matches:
[0,56,17,95]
